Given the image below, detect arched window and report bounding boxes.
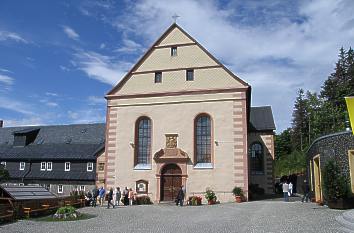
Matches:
[135,117,152,167]
[250,142,264,174]
[195,114,212,165]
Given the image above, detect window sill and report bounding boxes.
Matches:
[194,163,213,169]
[134,164,152,170]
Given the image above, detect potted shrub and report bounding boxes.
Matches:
[232,186,243,203]
[322,159,354,209]
[188,196,202,206]
[204,188,217,205]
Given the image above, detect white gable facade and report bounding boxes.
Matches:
[104,24,273,203]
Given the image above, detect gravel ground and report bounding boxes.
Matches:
[0,200,345,233]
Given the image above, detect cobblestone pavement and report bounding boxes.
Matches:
[0,200,345,233]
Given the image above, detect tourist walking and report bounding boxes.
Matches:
[99,186,106,206]
[92,186,98,207]
[123,187,129,206]
[128,188,134,206]
[176,186,185,206]
[289,182,293,196]
[282,182,289,202]
[115,187,121,206]
[107,187,115,209]
[302,180,310,203]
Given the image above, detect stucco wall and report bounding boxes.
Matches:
[105,92,248,203]
[248,132,275,194]
[157,27,194,46]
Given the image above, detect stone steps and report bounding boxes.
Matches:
[336,210,354,232]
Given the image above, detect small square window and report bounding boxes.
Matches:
[186,69,194,81]
[65,162,70,171]
[58,184,63,194]
[87,162,93,172]
[41,162,46,171]
[98,163,105,171]
[47,162,52,171]
[155,72,162,83]
[0,161,6,168]
[80,185,85,191]
[20,162,25,170]
[171,47,177,56]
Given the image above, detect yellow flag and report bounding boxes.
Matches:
[345,96,354,134]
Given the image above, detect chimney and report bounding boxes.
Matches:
[0,120,3,128]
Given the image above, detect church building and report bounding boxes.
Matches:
[104,23,275,202]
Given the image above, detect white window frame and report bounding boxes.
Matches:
[40,162,46,171]
[47,162,52,171]
[80,185,85,191]
[87,162,93,172]
[65,162,70,171]
[20,162,25,170]
[58,184,63,194]
[0,161,6,167]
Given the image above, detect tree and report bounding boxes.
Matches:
[274,128,292,160]
[291,89,309,150]
[0,165,9,181]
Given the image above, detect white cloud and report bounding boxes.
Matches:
[39,99,58,107]
[68,108,105,123]
[74,50,131,85]
[2,117,44,127]
[59,65,70,71]
[88,95,106,105]
[0,96,34,115]
[0,74,14,86]
[62,25,80,40]
[0,68,13,73]
[0,30,28,43]
[45,92,59,97]
[115,38,143,53]
[110,0,354,132]
[100,43,106,49]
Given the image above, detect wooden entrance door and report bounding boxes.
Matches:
[160,164,182,201]
[313,155,322,202]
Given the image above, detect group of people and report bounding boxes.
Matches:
[85,186,136,208]
[282,180,310,202]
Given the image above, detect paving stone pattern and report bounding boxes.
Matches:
[0,201,346,233]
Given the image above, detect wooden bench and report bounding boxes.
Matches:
[23,204,58,218]
[0,199,14,222]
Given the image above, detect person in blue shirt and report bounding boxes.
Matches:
[99,186,106,206]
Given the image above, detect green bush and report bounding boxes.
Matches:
[134,195,153,205]
[232,187,243,196]
[322,159,349,201]
[204,188,217,202]
[56,206,76,215]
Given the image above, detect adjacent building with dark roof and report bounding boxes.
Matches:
[0,123,105,196]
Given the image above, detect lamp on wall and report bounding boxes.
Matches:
[214,141,219,146]
[129,142,135,148]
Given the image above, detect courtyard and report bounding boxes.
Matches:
[0,200,346,233]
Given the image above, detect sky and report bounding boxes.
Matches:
[0,0,353,132]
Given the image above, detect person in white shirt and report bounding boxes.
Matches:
[282,182,289,202]
[288,182,293,196]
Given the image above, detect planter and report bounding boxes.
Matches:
[328,197,354,209]
[208,200,215,205]
[235,196,242,203]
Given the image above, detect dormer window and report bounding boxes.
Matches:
[87,162,93,172]
[155,72,162,83]
[171,47,177,56]
[13,128,40,147]
[20,162,25,170]
[65,162,70,171]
